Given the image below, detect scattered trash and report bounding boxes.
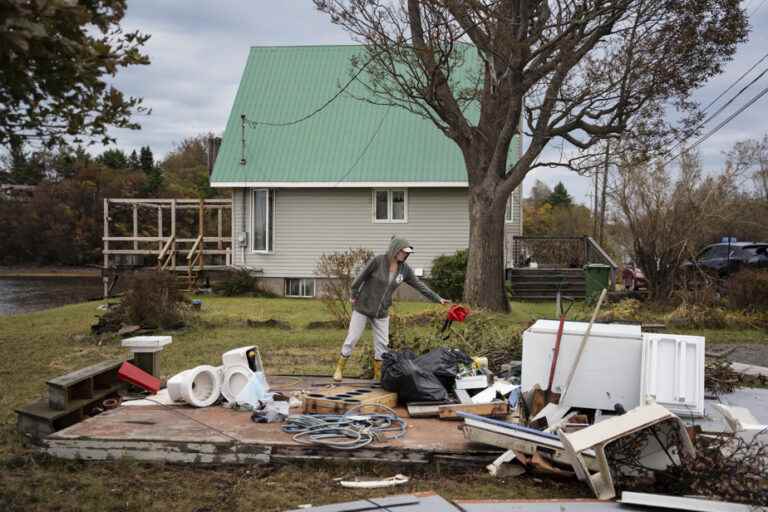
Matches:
[381,350,450,402]
[250,399,290,423]
[283,404,406,450]
[620,491,754,512]
[338,474,409,489]
[117,361,161,393]
[559,403,695,500]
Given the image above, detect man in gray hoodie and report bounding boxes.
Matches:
[333,236,448,381]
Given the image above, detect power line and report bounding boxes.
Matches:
[662,82,768,166]
[699,51,768,116]
[332,109,391,187]
[660,63,768,160]
[750,0,768,16]
[243,58,373,128]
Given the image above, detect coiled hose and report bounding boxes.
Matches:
[282,404,407,450]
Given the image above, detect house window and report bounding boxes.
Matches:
[373,189,407,223]
[251,189,275,252]
[505,194,515,224]
[285,278,315,297]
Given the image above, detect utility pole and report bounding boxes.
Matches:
[599,142,611,245]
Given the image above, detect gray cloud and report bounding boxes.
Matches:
[100,1,766,205]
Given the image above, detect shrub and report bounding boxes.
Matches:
[215,268,275,297]
[315,247,374,326]
[429,249,468,301]
[120,271,187,328]
[723,268,768,312]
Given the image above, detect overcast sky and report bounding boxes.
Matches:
[106,1,768,204]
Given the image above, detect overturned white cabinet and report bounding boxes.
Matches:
[522,321,644,411]
[640,333,705,417]
[522,321,705,416]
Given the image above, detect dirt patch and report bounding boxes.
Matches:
[306,319,346,329]
[246,318,292,330]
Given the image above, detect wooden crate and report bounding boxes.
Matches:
[303,386,397,414]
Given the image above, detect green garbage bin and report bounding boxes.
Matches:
[584,263,611,303]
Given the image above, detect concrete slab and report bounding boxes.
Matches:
[42,375,502,466]
[729,362,768,378]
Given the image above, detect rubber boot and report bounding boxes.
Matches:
[333,355,348,382]
[373,360,383,382]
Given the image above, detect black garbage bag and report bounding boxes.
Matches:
[414,348,472,389]
[381,350,449,403]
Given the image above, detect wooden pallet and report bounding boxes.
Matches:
[303,385,397,414]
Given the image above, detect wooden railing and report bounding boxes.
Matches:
[102,198,232,295]
[509,235,618,286]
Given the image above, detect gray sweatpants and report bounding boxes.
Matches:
[340,310,390,360]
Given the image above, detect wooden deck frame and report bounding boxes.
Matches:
[102,198,233,296]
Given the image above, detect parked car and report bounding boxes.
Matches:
[621,263,648,291]
[683,242,768,276]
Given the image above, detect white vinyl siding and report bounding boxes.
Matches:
[231,187,522,278]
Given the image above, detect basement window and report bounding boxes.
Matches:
[251,189,275,252]
[285,278,315,298]
[373,189,407,223]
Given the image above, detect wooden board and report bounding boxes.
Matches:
[438,401,509,421]
[406,401,453,418]
[303,386,397,414]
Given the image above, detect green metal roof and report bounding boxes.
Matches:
[211,45,518,186]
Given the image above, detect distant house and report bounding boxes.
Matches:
[210,45,522,298]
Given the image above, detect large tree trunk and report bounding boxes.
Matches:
[464,184,510,312]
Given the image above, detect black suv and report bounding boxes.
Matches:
[684,242,768,276]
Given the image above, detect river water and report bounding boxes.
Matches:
[0,276,104,315]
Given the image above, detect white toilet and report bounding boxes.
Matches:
[167,365,222,408]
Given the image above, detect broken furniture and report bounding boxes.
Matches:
[640,333,705,417]
[16,358,128,439]
[459,412,598,470]
[711,403,768,443]
[121,335,172,376]
[559,403,695,500]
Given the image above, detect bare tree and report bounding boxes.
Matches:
[314,0,747,310]
[725,134,768,201]
[611,151,742,301]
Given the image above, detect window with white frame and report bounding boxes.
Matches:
[373,189,407,223]
[505,194,516,224]
[251,189,275,252]
[285,278,315,297]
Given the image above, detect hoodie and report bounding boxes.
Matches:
[350,237,443,319]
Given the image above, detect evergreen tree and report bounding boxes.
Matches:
[547,182,573,207]
[0,140,45,184]
[140,146,162,194]
[97,148,129,169]
[128,150,140,170]
[139,146,154,172]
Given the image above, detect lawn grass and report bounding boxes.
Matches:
[0,295,765,511]
[0,296,585,511]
